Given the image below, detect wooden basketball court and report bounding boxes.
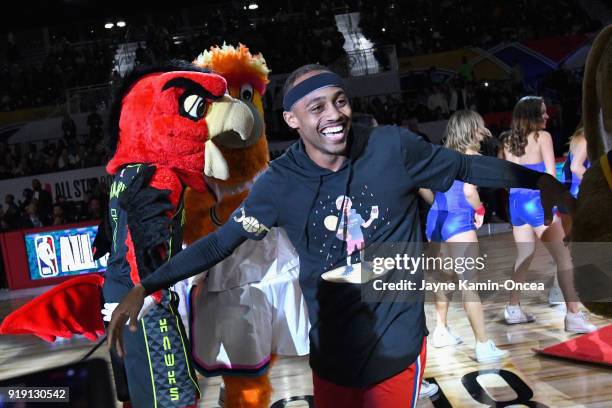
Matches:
[1,231,610,407]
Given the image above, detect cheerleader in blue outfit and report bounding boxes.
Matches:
[559,126,589,235]
[500,96,596,333]
[421,110,509,363]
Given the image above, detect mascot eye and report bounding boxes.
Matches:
[240,84,254,102]
[183,94,207,120]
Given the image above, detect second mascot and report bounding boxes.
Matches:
[184,44,310,408]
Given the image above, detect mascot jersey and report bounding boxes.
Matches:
[103,164,200,408]
[101,61,251,408]
[138,125,544,387]
[105,164,184,289]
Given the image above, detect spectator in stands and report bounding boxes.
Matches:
[458,56,473,82]
[51,203,66,226]
[87,197,102,220]
[12,157,30,178]
[510,59,524,90]
[427,85,450,119]
[134,42,147,66]
[67,145,82,168]
[82,144,98,167]
[87,110,104,138]
[32,178,52,221]
[0,207,9,232]
[23,202,44,228]
[4,194,19,216]
[449,80,473,113]
[61,112,77,141]
[19,188,33,213]
[2,194,22,229]
[27,144,42,173]
[57,147,71,170]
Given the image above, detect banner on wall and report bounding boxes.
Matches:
[24,224,108,280]
[0,166,112,203]
[1,143,299,204]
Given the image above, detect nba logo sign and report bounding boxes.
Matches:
[35,235,59,277]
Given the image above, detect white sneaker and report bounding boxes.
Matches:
[432,325,463,348]
[565,311,597,333]
[548,285,564,305]
[419,380,439,399]
[475,339,509,364]
[504,304,536,324]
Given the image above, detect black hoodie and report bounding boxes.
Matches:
[142,124,542,387]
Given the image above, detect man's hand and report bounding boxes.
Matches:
[107,284,146,358]
[537,173,576,225]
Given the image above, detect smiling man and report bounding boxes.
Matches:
[108,64,575,407]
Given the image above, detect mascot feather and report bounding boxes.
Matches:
[0,60,255,408]
[183,44,309,408]
[571,25,612,318]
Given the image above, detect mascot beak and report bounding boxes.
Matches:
[206,94,254,141]
[204,94,255,180]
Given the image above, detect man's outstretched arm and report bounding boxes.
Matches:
[141,225,247,294]
[108,170,279,357]
[400,128,575,224]
[454,152,575,223]
[108,224,246,357]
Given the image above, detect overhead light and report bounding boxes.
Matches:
[248,3,258,10]
[381,27,386,32]
[116,21,126,28]
[104,23,114,29]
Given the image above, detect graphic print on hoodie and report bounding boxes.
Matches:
[319,192,382,277]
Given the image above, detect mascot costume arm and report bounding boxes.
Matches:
[183,44,308,408]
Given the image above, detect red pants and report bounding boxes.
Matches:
[313,339,427,408]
